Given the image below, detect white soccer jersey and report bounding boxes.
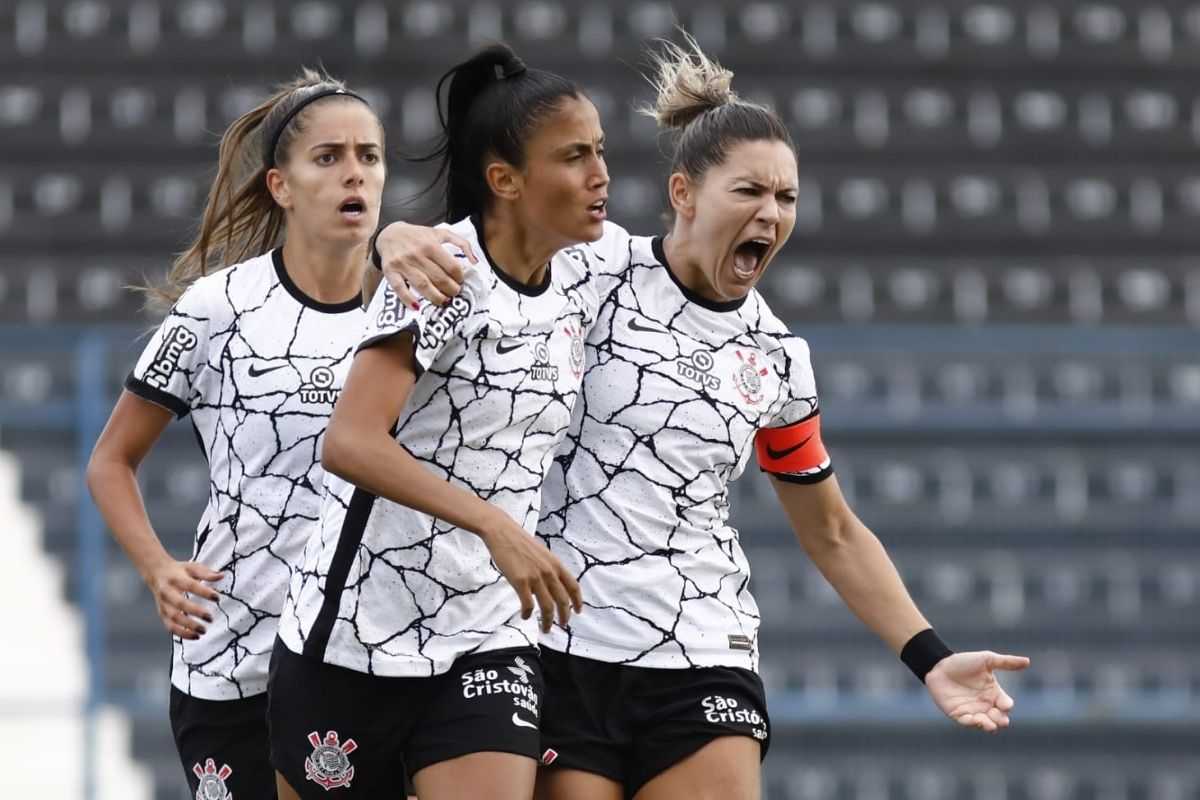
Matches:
[126,250,365,700]
[538,235,834,671]
[279,217,616,677]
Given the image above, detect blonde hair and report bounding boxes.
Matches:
[145,67,377,311]
[640,33,793,191]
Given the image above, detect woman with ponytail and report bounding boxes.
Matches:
[87,68,386,799]
[267,44,616,800]
[379,37,1029,800]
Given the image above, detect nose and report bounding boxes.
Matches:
[344,159,365,186]
[590,156,609,191]
[756,196,780,225]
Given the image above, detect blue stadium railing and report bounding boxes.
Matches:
[2,323,1199,799]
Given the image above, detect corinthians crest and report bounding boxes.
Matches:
[563,322,584,378]
[192,758,232,800]
[305,730,358,791]
[732,350,769,405]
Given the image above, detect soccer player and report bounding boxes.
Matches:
[377,39,1030,800]
[267,45,613,800]
[86,70,388,800]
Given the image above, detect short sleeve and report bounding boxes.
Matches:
[124,282,212,419]
[754,335,834,485]
[361,271,485,373]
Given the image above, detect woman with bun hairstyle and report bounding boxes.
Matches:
[87,68,386,800]
[268,44,615,800]
[376,37,1030,800]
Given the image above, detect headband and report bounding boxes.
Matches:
[262,87,369,169]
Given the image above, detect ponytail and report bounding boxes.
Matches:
[414,44,582,222]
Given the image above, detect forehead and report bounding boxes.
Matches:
[524,96,604,151]
[295,99,383,141]
[710,139,798,186]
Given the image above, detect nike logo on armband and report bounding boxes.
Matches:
[511,712,538,729]
[765,434,814,461]
[496,340,524,355]
[247,363,288,378]
[627,318,665,334]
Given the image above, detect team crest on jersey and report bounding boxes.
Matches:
[733,351,769,405]
[305,731,357,791]
[531,341,560,382]
[192,758,232,800]
[563,323,584,378]
[299,366,338,404]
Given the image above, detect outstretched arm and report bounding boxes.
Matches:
[769,474,1029,731]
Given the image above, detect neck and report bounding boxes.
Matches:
[481,207,558,286]
[280,230,366,304]
[661,224,718,302]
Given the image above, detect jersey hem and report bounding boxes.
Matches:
[542,633,757,672]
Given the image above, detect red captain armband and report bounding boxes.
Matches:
[754,411,833,484]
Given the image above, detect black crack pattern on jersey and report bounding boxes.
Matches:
[129,253,364,700]
[540,237,821,670]
[283,221,606,678]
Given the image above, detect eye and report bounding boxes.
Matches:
[736,187,758,196]
[362,152,380,164]
[316,152,335,165]
[779,193,798,205]
[567,153,584,162]
[597,148,606,159]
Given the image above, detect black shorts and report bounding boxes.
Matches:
[268,637,543,798]
[539,649,770,798]
[170,686,277,800]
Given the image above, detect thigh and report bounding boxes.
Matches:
[627,666,770,797]
[633,736,761,800]
[406,647,544,777]
[170,687,276,800]
[414,751,537,800]
[266,638,410,799]
[537,648,627,788]
[535,768,623,800]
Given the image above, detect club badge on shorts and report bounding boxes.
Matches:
[305,730,358,790]
[192,758,232,800]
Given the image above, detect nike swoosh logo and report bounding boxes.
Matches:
[765,434,813,461]
[247,363,287,378]
[496,341,524,355]
[511,712,538,729]
[627,318,664,334]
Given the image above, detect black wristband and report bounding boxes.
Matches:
[900,628,953,683]
[369,231,383,271]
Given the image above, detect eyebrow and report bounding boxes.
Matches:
[553,138,605,154]
[735,178,799,192]
[309,141,382,151]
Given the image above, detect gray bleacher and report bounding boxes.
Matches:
[2,1,1198,798]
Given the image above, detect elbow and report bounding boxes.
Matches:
[85,445,111,502]
[320,420,358,483]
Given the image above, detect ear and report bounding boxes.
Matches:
[485,160,521,203]
[668,172,696,220]
[266,167,292,210]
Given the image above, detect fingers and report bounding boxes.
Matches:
[182,563,223,600]
[161,606,205,639]
[389,278,421,311]
[439,231,477,266]
[957,712,999,733]
[514,580,535,623]
[985,706,1010,729]
[988,652,1031,672]
[994,687,1015,712]
[405,272,449,308]
[533,583,556,634]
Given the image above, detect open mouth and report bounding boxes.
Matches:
[732,238,771,279]
[587,198,607,218]
[340,199,365,217]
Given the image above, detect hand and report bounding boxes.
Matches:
[478,511,583,633]
[376,221,476,309]
[143,560,223,640]
[925,650,1030,732]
